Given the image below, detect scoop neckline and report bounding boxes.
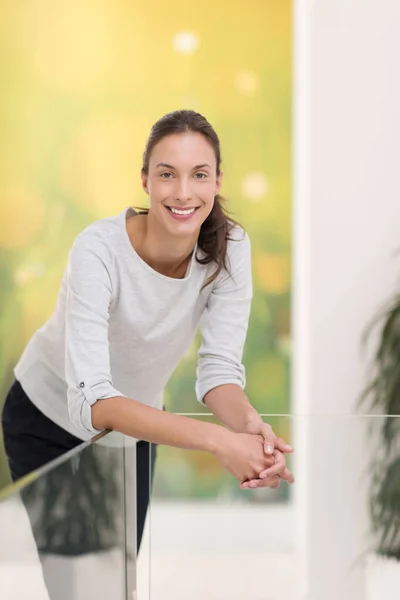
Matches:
[120,207,197,283]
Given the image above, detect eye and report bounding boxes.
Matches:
[194,172,207,179]
[160,172,174,179]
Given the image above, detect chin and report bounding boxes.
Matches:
[166,220,202,238]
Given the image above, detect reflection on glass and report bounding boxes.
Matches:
[0,431,136,600]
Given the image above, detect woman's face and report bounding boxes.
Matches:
[142,132,222,238]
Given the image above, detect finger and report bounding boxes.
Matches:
[240,475,281,490]
[259,461,286,479]
[272,466,294,484]
[259,450,295,482]
[262,456,275,469]
[260,461,295,484]
[260,423,275,455]
[259,450,286,478]
[274,436,294,453]
[280,467,295,484]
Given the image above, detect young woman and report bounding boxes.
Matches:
[2,109,294,552]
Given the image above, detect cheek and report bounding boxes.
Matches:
[201,183,218,201]
[148,182,166,202]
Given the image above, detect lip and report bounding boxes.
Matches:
[164,205,200,221]
[166,206,201,210]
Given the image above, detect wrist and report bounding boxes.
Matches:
[206,424,232,456]
[241,410,263,435]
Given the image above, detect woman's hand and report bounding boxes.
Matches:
[245,420,294,455]
[212,429,275,483]
[203,385,295,489]
[240,419,295,489]
[239,448,294,489]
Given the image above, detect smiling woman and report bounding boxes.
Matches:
[1,109,294,598]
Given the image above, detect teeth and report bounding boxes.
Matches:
[169,207,196,215]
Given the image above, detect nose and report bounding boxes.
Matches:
[174,177,192,203]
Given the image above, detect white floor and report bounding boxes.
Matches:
[0,497,299,600]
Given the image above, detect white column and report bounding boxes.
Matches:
[293,1,400,598]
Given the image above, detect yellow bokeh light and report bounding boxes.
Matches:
[253,251,290,295]
[0,185,45,248]
[241,172,269,202]
[172,31,199,54]
[14,263,46,286]
[234,71,260,96]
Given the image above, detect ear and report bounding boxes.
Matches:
[141,171,149,195]
[216,171,223,195]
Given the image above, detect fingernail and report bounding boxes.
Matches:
[266,445,274,454]
[285,445,293,451]
[249,482,257,488]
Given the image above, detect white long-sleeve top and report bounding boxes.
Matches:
[14,208,253,441]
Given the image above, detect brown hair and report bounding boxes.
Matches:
[141,109,242,286]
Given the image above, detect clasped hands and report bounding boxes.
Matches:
[241,421,295,490]
[215,421,295,490]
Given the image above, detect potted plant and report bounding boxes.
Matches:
[361,293,400,599]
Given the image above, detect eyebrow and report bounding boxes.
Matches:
[155,162,212,170]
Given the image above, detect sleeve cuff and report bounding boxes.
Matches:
[68,380,125,434]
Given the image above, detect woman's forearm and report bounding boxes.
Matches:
[91,395,226,453]
[203,384,262,433]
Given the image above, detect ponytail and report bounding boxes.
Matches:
[196,194,239,287]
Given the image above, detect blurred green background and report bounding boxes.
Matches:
[0,1,292,495]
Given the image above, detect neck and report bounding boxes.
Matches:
[127,210,198,278]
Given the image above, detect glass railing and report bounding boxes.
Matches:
[0,430,137,600]
[1,415,399,600]
[141,415,400,600]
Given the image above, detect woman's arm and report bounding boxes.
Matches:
[204,383,263,435]
[91,395,274,484]
[92,394,222,452]
[196,232,294,487]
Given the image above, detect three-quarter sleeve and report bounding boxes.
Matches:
[195,231,253,404]
[65,232,125,433]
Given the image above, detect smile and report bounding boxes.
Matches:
[164,205,201,221]
[167,207,198,215]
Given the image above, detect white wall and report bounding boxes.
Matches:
[293,0,400,598]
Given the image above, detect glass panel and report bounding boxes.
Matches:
[145,415,400,600]
[0,430,137,600]
[2,415,399,599]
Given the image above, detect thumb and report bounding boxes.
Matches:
[264,443,275,455]
[263,432,275,454]
[260,427,275,455]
